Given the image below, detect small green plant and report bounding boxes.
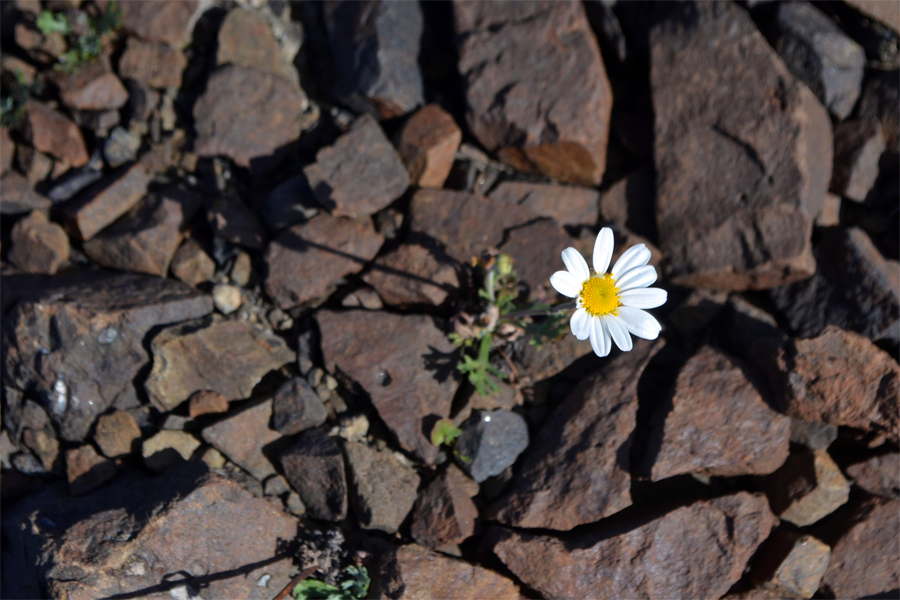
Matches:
[36,2,122,73]
[0,69,35,128]
[293,566,370,600]
[458,333,506,396]
[429,418,471,464]
[36,10,71,35]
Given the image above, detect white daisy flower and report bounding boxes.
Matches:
[549,227,666,357]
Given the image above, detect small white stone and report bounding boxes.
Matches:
[213,284,242,315]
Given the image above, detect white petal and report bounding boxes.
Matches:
[611,244,651,278]
[605,315,633,352]
[561,247,590,281]
[550,271,582,298]
[589,316,611,357]
[570,308,591,340]
[614,265,658,291]
[618,307,662,340]
[618,287,668,309]
[593,227,615,275]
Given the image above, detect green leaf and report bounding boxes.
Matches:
[341,566,370,598]
[292,579,342,600]
[431,419,462,447]
[36,11,71,35]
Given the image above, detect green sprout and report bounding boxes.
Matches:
[429,419,471,464]
[37,2,122,73]
[0,69,35,128]
[36,11,71,35]
[293,566,370,600]
[458,334,505,396]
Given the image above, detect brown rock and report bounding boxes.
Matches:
[216,8,297,84]
[2,271,213,441]
[83,186,200,276]
[201,398,281,481]
[821,496,900,598]
[363,243,458,307]
[22,428,61,473]
[365,541,520,600]
[194,64,306,172]
[145,317,295,412]
[750,531,831,599]
[598,165,656,238]
[170,238,216,286]
[845,0,900,33]
[188,390,229,418]
[856,68,898,153]
[66,444,116,496]
[63,164,151,241]
[511,330,594,386]
[816,192,842,227]
[0,172,52,215]
[652,2,831,290]
[831,118,886,202]
[118,37,187,89]
[499,218,575,304]
[93,410,141,458]
[411,465,478,549]
[14,22,65,65]
[491,181,600,228]
[0,127,13,176]
[280,428,347,521]
[645,346,790,480]
[486,492,776,599]
[16,145,53,186]
[116,0,201,49]
[397,104,462,188]
[22,101,89,168]
[264,213,383,309]
[454,1,612,185]
[844,453,900,499]
[490,340,661,530]
[271,377,327,436]
[53,57,129,111]
[304,114,409,218]
[759,449,850,526]
[8,211,70,275]
[344,442,420,534]
[668,289,729,337]
[141,430,200,472]
[318,310,459,464]
[206,196,267,250]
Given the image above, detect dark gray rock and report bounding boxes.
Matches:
[272,377,328,436]
[831,118,886,202]
[456,410,529,484]
[856,68,899,153]
[207,196,267,250]
[344,442,420,534]
[280,428,347,521]
[260,174,319,233]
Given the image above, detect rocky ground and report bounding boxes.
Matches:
[0,1,898,599]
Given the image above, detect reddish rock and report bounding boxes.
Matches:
[216,7,297,84]
[194,64,306,172]
[486,492,776,599]
[845,453,900,499]
[304,114,409,218]
[490,341,661,530]
[63,164,151,241]
[66,444,116,496]
[397,104,462,188]
[0,172,52,215]
[364,541,520,600]
[170,238,216,287]
[145,317,295,412]
[22,101,89,168]
[821,496,900,598]
[93,410,141,458]
[652,2,831,290]
[83,186,200,276]
[344,442,420,534]
[264,213,383,309]
[16,145,53,186]
[0,127,13,176]
[118,37,187,89]
[188,390,229,418]
[831,119,886,202]
[598,165,656,238]
[53,57,129,111]
[491,181,600,228]
[8,210,70,275]
[318,310,459,464]
[207,196,267,250]
[750,531,831,599]
[645,346,790,480]
[511,330,594,387]
[759,449,850,526]
[141,430,200,472]
[2,271,213,441]
[22,428,61,474]
[499,218,575,304]
[116,0,201,49]
[14,22,65,65]
[362,243,458,307]
[454,1,612,185]
[280,428,347,521]
[271,377,327,436]
[410,465,478,549]
[202,398,281,481]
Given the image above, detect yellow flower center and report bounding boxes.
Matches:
[580,274,620,317]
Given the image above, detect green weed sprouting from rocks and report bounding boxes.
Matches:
[36,1,122,73]
[430,418,471,464]
[0,69,36,128]
[292,565,370,600]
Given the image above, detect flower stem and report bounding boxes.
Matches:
[502,301,577,320]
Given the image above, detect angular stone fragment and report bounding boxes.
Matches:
[454,1,612,185]
[323,0,424,119]
[280,428,347,521]
[116,0,202,48]
[260,174,319,233]
[344,442,420,534]
[486,492,776,599]
[304,115,409,218]
[490,341,661,530]
[773,2,866,119]
[790,418,838,451]
[207,196,266,250]
[750,531,831,599]
[844,453,900,499]
[118,37,186,89]
[491,181,600,228]
[271,377,328,436]
[398,104,461,188]
[194,64,306,172]
[856,68,899,153]
[142,430,200,472]
[318,310,458,464]
[170,238,215,286]
[410,465,478,549]
[264,213,383,309]
[364,540,520,600]
[0,172,52,215]
[456,409,528,483]
[188,390,229,418]
[63,163,151,241]
[202,398,281,481]
[83,186,200,276]
[499,218,575,304]
[66,444,116,496]
[216,7,297,85]
[2,271,213,441]
[8,210,69,275]
[94,410,141,458]
[22,428,60,474]
[816,192,842,227]
[362,243,458,307]
[0,126,13,176]
[53,56,129,112]
[145,317,295,412]
[652,1,831,290]
[22,101,89,167]
[759,449,850,526]
[511,332,594,387]
[831,119,886,202]
[821,496,899,599]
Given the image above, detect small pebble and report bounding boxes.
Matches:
[213,284,242,315]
